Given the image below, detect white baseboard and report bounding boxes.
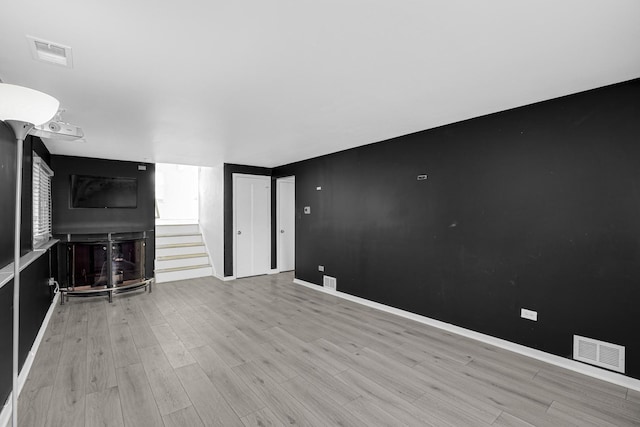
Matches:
[0,292,60,427]
[293,278,640,392]
[268,269,279,275]
[215,274,236,281]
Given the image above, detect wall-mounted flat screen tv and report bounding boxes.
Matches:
[71,175,138,208]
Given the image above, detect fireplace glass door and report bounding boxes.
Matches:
[111,240,144,287]
[68,239,144,290]
[70,242,109,289]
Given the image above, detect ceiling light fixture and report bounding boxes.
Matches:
[0,83,59,427]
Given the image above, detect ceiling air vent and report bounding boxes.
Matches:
[27,36,73,67]
[573,335,625,373]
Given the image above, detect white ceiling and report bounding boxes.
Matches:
[1,1,639,168]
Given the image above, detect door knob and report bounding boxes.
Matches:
[237,230,242,235]
[280,230,285,233]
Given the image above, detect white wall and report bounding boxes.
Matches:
[198,164,224,278]
[156,163,199,220]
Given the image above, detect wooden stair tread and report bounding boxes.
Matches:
[157,253,208,261]
[156,264,211,273]
[155,221,198,225]
[156,242,204,249]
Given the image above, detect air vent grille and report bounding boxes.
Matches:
[27,36,73,67]
[599,346,621,368]
[323,275,337,291]
[573,335,625,373]
[34,41,66,57]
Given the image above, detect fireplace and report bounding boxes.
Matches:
[57,231,153,303]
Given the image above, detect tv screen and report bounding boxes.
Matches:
[71,175,138,208]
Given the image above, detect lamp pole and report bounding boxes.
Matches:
[6,120,33,427]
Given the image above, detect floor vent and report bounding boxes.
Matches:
[573,335,625,373]
[323,275,337,291]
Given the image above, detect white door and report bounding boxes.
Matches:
[234,174,271,278]
[277,177,295,271]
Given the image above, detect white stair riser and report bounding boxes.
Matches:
[155,266,213,283]
[156,234,202,246]
[156,245,206,257]
[156,256,210,270]
[156,224,200,235]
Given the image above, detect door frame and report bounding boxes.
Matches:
[232,173,271,278]
[276,176,295,272]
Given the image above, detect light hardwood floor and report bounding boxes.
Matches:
[18,272,640,426]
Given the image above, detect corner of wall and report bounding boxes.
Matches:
[198,164,225,277]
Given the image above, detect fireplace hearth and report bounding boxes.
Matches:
[57,231,153,303]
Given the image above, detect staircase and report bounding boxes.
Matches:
[155,223,213,283]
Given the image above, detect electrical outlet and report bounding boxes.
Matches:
[318,265,324,272]
[521,308,538,321]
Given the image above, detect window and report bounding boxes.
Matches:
[32,152,54,248]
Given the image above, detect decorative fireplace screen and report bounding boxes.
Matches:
[69,240,144,289]
[58,231,153,303]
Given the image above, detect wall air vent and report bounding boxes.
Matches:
[323,275,337,291]
[27,36,73,67]
[573,335,625,373]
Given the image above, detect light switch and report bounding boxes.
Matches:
[304,206,311,214]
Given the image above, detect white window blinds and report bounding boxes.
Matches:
[32,152,54,248]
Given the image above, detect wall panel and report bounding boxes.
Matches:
[273,79,640,379]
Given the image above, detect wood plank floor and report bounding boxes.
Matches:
[19,272,640,426]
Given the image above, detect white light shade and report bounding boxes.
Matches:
[0,83,59,126]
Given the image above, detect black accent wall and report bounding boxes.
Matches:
[0,251,55,406]
[273,78,640,379]
[0,127,56,406]
[0,127,51,260]
[18,252,54,367]
[51,156,156,280]
[0,123,17,267]
[0,281,12,407]
[51,155,155,234]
